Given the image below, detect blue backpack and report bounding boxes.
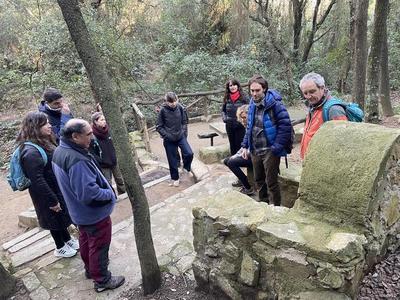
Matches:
[7,142,48,191]
[322,98,364,122]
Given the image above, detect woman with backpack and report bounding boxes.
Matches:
[89,112,125,195]
[18,111,78,258]
[221,79,249,186]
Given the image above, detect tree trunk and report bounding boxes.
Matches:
[379,1,394,117]
[366,0,389,123]
[291,0,306,62]
[56,0,161,294]
[351,0,368,109]
[0,263,16,299]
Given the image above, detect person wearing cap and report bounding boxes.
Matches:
[39,88,73,141]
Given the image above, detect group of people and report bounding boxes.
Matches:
[13,71,346,293]
[218,72,349,205]
[17,88,125,292]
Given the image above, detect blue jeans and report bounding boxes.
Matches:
[164,137,193,180]
[223,154,253,189]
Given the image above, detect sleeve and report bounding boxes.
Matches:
[328,105,348,121]
[156,109,168,140]
[21,149,58,207]
[181,106,189,137]
[271,104,292,156]
[241,105,252,149]
[221,102,227,123]
[68,161,115,205]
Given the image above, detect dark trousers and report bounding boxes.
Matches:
[78,216,112,284]
[226,123,245,155]
[223,154,253,189]
[164,137,193,180]
[50,228,71,249]
[251,151,281,206]
[101,164,126,194]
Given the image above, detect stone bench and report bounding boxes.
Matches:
[192,122,400,299]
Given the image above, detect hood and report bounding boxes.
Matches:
[38,100,61,117]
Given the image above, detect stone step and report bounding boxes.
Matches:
[11,237,54,267]
[8,230,50,253]
[2,227,41,250]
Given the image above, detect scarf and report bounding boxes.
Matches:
[92,123,110,140]
[230,91,240,102]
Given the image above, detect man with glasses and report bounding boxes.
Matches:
[39,88,73,141]
[52,119,125,293]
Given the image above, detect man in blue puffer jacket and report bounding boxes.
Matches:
[241,75,292,205]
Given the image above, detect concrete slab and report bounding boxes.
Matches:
[11,237,54,267]
[8,230,50,253]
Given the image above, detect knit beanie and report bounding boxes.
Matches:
[43,88,63,103]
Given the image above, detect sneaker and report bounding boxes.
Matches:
[94,275,125,293]
[54,244,77,258]
[66,238,79,250]
[239,186,255,196]
[231,180,243,187]
[168,180,180,187]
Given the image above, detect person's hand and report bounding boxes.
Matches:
[240,148,248,159]
[61,102,71,114]
[50,203,62,212]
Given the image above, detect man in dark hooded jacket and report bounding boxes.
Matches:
[39,88,73,142]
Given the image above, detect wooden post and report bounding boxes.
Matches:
[131,103,152,153]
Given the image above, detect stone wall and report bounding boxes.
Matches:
[192,122,400,299]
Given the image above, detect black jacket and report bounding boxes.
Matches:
[222,95,249,127]
[89,134,117,168]
[156,103,188,142]
[38,101,73,142]
[20,144,72,230]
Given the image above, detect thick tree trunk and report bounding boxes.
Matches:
[351,0,368,109]
[366,0,389,123]
[291,0,306,62]
[56,0,161,294]
[0,263,16,299]
[379,2,394,117]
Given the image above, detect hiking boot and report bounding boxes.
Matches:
[239,186,255,196]
[231,180,243,187]
[54,244,77,258]
[168,180,180,187]
[94,275,125,293]
[66,238,79,250]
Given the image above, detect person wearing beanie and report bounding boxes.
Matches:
[89,112,126,195]
[38,88,73,142]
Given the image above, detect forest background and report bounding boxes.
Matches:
[0,0,399,167]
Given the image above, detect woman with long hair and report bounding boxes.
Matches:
[17,111,78,257]
[222,79,249,186]
[222,79,249,155]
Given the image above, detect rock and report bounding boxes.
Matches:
[238,251,260,287]
[198,144,230,164]
[317,267,344,289]
[22,272,41,292]
[29,286,50,300]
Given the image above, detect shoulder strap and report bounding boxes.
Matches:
[322,98,345,122]
[23,142,48,165]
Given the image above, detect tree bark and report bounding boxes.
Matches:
[56,0,161,294]
[351,0,368,109]
[379,1,394,117]
[366,0,389,123]
[291,0,307,62]
[0,263,16,299]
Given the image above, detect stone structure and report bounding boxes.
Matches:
[192,122,400,299]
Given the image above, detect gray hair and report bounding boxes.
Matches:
[61,119,89,139]
[299,72,325,89]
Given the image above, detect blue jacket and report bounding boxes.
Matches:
[52,138,116,225]
[241,90,292,157]
[38,101,73,140]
